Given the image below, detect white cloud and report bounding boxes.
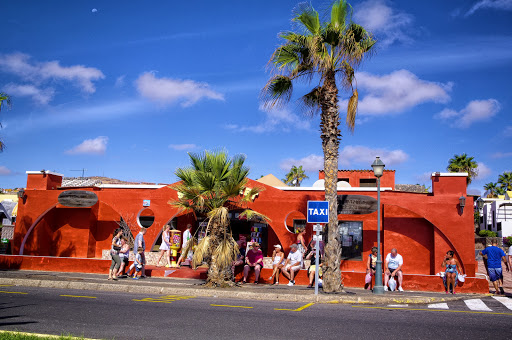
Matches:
[0,166,12,176]
[227,105,310,133]
[338,145,409,167]
[65,136,108,155]
[0,53,105,95]
[92,8,98,13]
[347,70,452,116]
[169,143,198,151]
[280,154,324,172]
[435,99,500,128]
[466,0,512,16]
[353,0,414,47]
[114,75,125,88]
[3,83,54,105]
[476,162,492,180]
[280,146,408,172]
[491,151,512,159]
[135,72,224,107]
[504,126,512,137]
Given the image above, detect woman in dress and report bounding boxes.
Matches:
[156,225,171,267]
[268,244,285,285]
[365,247,378,290]
[296,227,307,258]
[108,228,123,280]
[442,250,463,294]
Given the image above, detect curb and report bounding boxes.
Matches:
[0,277,482,305]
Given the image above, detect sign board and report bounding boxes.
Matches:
[337,195,377,215]
[313,224,323,232]
[307,201,329,223]
[143,200,151,207]
[58,190,98,208]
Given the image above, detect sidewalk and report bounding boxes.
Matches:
[0,269,487,305]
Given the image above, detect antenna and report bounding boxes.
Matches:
[70,168,87,178]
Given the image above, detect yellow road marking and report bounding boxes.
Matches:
[60,294,97,299]
[133,295,195,303]
[0,290,28,294]
[352,305,512,316]
[0,284,14,287]
[0,330,95,339]
[275,302,315,312]
[211,304,253,309]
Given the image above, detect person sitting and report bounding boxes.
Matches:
[268,244,285,285]
[384,248,404,292]
[231,239,246,279]
[242,242,263,284]
[442,250,463,294]
[365,247,378,290]
[306,242,322,288]
[282,244,303,286]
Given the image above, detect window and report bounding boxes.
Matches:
[292,219,306,234]
[359,179,377,187]
[338,221,362,260]
[338,178,350,183]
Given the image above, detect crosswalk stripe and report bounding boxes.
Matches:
[492,296,512,310]
[464,299,491,311]
[427,303,448,309]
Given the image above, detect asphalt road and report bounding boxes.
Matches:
[0,285,510,340]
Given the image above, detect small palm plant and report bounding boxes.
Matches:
[283,165,309,187]
[447,153,478,185]
[170,150,268,287]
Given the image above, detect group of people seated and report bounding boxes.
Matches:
[239,233,323,287]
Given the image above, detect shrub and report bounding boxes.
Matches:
[478,230,498,237]
[503,236,512,247]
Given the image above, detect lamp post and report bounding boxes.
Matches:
[371,156,385,294]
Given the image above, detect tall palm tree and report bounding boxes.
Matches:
[447,153,478,185]
[498,171,512,192]
[170,150,267,287]
[483,182,499,198]
[262,0,375,292]
[283,165,309,187]
[0,93,11,152]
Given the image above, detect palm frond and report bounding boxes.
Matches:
[213,238,239,269]
[292,2,321,35]
[298,87,322,117]
[192,235,211,268]
[261,75,293,109]
[207,207,229,228]
[239,209,271,224]
[330,0,349,30]
[346,89,358,133]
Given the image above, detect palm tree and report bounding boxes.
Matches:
[283,165,309,187]
[498,172,512,192]
[262,0,375,292]
[483,182,499,198]
[0,93,11,152]
[447,153,478,185]
[170,150,267,287]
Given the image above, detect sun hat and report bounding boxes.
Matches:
[274,245,282,249]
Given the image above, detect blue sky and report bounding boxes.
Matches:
[1,0,511,195]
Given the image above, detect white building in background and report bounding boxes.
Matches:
[479,191,512,237]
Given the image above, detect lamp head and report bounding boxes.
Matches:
[371,157,385,178]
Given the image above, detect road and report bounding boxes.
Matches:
[0,285,510,339]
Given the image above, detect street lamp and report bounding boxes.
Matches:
[371,156,385,294]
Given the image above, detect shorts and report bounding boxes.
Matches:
[285,264,301,272]
[308,265,322,276]
[135,265,142,272]
[488,267,503,282]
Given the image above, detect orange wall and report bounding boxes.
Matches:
[319,170,395,188]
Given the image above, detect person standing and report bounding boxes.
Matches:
[296,227,307,258]
[384,248,404,292]
[156,225,171,268]
[132,227,147,278]
[480,240,510,295]
[177,224,193,266]
[108,228,123,280]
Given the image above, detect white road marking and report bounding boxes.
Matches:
[427,303,449,309]
[464,299,491,311]
[492,296,512,310]
[387,304,408,307]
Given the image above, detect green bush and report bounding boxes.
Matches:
[503,236,512,247]
[478,230,498,237]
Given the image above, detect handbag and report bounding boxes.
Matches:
[365,273,372,284]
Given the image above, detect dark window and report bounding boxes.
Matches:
[497,222,502,232]
[359,179,377,187]
[292,219,306,234]
[338,178,350,183]
[338,221,362,260]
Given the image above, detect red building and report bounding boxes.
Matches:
[1,169,487,292]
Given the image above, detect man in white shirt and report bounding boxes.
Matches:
[384,248,404,292]
[282,244,303,286]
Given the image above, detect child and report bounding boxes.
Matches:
[116,237,130,278]
[133,247,145,280]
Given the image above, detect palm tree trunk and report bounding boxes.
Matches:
[320,71,343,293]
[205,219,235,287]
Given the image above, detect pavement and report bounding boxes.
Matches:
[0,268,490,305]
